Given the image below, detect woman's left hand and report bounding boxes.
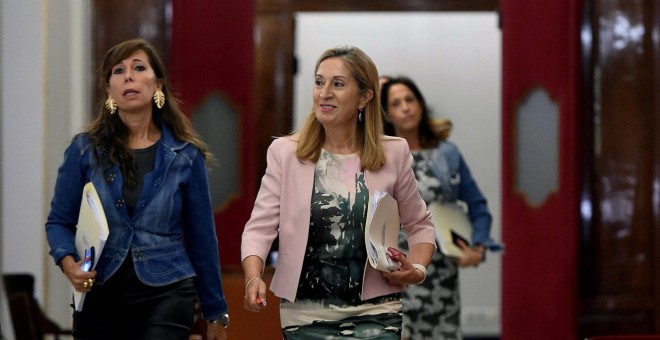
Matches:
[206,322,227,340]
[455,240,485,267]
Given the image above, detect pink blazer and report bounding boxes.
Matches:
[241,135,436,302]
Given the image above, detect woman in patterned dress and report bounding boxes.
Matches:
[241,47,437,339]
[381,76,502,340]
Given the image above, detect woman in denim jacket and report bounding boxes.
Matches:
[45,39,228,340]
[381,76,502,340]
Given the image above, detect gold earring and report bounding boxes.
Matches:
[105,97,117,114]
[153,90,165,109]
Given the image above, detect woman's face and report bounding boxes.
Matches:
[106,50,162,116]
[313,57,370,129]
[385,83,423,134]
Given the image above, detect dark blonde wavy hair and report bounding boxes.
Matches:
[296,46,386,171]
[86,38,211,188]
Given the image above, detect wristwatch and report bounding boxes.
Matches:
[207,313,229,328]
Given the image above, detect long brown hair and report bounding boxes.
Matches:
[86,38,211,188]
[296,46,386,171]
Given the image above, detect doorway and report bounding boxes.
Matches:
[293,12,502,335]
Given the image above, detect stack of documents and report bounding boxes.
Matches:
[73,182,109,311]
[365,191,401,272]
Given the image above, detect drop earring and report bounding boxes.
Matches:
[358,107,364,123]
[153,90,165,109]
[105,97,117,114]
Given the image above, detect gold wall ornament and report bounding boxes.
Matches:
[104,97,117,114]
[153,90,165,109]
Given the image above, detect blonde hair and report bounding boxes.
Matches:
[431,118,453,140]
[296,46,385,171]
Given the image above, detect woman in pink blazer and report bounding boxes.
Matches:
[241,46,436,339]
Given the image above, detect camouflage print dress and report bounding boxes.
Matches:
[399,149,461,340]
[280,150,402,340]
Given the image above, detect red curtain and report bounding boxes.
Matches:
[501,0,582,338]
[170,1,256,266]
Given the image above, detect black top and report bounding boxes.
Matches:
[123,142,158,215]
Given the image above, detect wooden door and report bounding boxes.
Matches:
[579,0,660,337]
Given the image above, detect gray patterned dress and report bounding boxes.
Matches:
[399,149,461,340]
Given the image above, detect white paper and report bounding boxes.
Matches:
[429,202,472,258]
[365,191,401,272]
[73,182,109,311]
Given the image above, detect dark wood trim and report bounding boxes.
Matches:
[652,0,660,331]
[292,0,498,11]
[578,0,660,335]
[256,0,292,12]
[578,0,596,303]
[253,0,296,184]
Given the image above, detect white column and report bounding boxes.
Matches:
[0,0,91,331]
[43,0,92,327]
[1,0,47,301]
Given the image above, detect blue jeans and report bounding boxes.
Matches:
[72,256,196,340]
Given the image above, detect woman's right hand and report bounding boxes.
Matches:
[243,276,268,312]
[60,255,97,292]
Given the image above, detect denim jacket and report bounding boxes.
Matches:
[428,141,502,251]
[45,125,227,319]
